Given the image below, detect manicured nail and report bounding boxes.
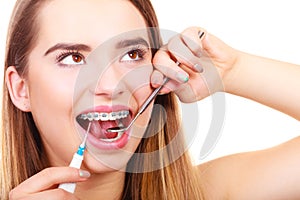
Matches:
[194,63,204,73]
[79,170,91,178]
[198,30,205,39]
[152,76,161,86]
[176,71,189,83]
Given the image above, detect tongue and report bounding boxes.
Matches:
[89,121,118,139]
[104,132,118,139]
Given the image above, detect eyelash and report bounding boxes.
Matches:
[54,46,148,67]
[55,50,85,67]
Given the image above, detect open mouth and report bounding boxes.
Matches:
[76,110,131,143]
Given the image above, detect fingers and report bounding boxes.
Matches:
[181,27,206,57]
[152,27,206,94]
[167,35,203,74]
[10,189,80,200]
[151,69,181,94]
[153,50,189,83]
[20,167,89,192]
[169,27,206,71]
[9,167,90,199]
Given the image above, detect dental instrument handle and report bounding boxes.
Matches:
[138,61,180,114]
[58,123,91,193]
[116,77,169,133]
[58,153,84,193]
[131,61,180,123]
[107,62,179,133]
[130,61,180,116]
[139,77,169,114]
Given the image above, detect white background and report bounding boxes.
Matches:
[1,1,300,164]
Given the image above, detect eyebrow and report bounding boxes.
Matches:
[44,37,149,56]
[115,37,150,49]
[44,43,92,56]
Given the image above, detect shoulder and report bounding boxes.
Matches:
[198,136,300,200]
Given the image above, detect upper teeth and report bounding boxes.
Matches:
[80,110,129,121]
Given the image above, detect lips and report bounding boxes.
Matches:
[76,105,132,150]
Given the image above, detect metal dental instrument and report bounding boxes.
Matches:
[107,30,205,134]
[107,76,170,133]
[58,122,91,193]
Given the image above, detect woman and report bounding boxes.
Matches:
[2,0,204,199]
[1,0,300,200]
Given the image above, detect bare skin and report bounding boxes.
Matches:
[153,27,300,199]
[6,0,300,199]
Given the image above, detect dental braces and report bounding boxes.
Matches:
[80,110,130,121]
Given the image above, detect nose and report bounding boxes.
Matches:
[91,66,125,99]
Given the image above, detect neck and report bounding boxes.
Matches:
[75,171,125,200]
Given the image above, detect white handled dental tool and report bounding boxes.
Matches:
[58,122,91,193]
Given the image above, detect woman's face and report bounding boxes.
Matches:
[27,0,154,172]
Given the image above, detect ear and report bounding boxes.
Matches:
[6,66,31,112]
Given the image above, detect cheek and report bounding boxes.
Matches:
[125,64,152,95]
[26,66,79,144]
[26,59,80,110]
[28,72,74,116]
[127,70,154,128]
[26,66,84,165]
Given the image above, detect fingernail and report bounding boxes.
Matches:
[176,71,189,83]
[198,30,205,39]
[79,170,91,178]
[194,63,204,73]
[152,76,161,86]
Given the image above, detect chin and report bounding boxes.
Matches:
[82,145,137,173]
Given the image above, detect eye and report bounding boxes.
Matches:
[120,49,145,62]
[56,51,85,67]
[60,54,84,65]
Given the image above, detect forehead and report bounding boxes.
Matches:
[38,0,147,47]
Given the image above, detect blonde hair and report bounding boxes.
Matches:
[1,0,204,199]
